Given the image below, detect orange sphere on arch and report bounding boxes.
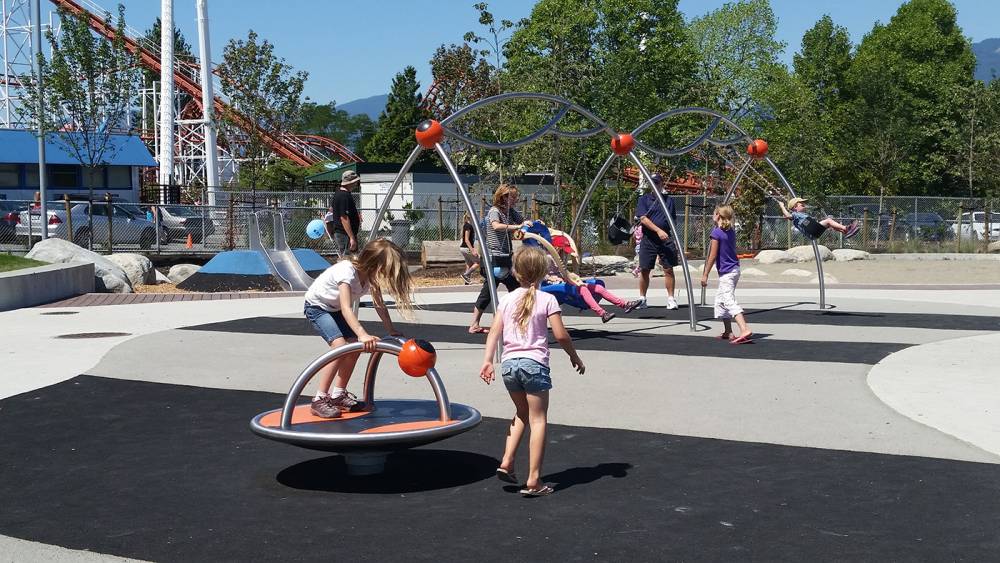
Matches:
[747,139,768,159]
[398,339,437,377]
[415,120,445,149]
[611,133,635,155]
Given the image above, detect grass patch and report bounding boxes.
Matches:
[0,254,48,273]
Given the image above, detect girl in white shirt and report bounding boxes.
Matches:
[303,239,414,418]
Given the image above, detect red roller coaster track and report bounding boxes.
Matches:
[53,0,362,166]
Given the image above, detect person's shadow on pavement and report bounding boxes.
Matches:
[501,462,632,493]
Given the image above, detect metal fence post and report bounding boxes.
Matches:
[437,196,444,240]
[154,205,161,254]
[64,194,72,243]
[683,195,690,251]
[105,193,114,254]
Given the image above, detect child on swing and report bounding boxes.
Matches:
[544,254,640,323]
[700,205,753,344]
[779,197,860,240]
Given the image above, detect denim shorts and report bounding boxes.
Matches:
[501,357,552,393]
[304,304,357,344]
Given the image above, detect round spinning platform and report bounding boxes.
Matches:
[250,338,481,474]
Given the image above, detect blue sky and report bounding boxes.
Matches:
[113,0,997,105]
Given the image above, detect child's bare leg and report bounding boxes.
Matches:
[819,217,849,233]
[524,391,549,490]
[734,313,752,338]
[501,392,529,473]
[331,346,361,391]
[315,336,347,396]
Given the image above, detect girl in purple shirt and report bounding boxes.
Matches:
[700,205,753,344]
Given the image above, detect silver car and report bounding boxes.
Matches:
[17,202,168,249]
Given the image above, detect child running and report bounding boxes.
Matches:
[700,205,753,344]
[303,239,414,418]
[480,245,585,496]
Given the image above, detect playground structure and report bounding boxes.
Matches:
[0,0,362,203]
[250,337,482,475]
[248,210,314,291]
[367,93,827,332]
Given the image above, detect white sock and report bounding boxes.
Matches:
[332,387,346,398]
[314,391,330,401]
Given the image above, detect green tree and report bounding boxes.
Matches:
[297,101,375,156]
[793,15,852,112]
[365,66,428,163]
[217,30,307,192]
[686,0,785,120]
[139,17,194,90]
[18,5,140,249]
[427,43,497,118]
[846,0,976,197]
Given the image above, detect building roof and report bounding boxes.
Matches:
[0,129,157,166]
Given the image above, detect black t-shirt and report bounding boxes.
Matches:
[330,190,360,235]
[460,223,475,248]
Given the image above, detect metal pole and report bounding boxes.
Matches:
[196,0,220,206]
[158,0,175,203]
[368,145,424,241]
[31,0,48,239]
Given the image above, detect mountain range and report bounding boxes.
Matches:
[338,38,999,120]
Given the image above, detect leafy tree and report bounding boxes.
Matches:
[365,66,429,163]
[686,0,785,120]
[217,30,307,192]
[139,17,194,90]
[463,2,521,93]
[846,0,976,197]
[297,101,375,156]
[18,5,140,249]
[427,43,497,118]
[956,79,1000,199]
[793,15,851,112]
[238,159,327,191]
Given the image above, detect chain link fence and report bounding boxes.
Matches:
[2,191,996,256]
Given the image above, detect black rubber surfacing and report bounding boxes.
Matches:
[1,376,998,562]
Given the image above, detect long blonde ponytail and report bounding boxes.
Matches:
[511,246,548,334]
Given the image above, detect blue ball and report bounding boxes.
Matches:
[306,219,326,240]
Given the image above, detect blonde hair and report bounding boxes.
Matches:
[716,204,734,231]
[511,245,549,335]
[352,238,415,319]
[492,183,518,208]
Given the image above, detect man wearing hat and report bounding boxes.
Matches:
[329,170,363,255]
[634,173,680,310]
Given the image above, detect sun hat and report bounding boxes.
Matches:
[787,197,807,209]
[341,170,361,186]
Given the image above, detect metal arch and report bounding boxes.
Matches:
[278,340,452,430]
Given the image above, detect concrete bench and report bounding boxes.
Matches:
[420,240,466,268]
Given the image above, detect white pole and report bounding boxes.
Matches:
[31,0,48,238]
[196,0,219,206]
[158,0,175,203]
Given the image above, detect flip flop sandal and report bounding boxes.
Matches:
[519,485,554,497]
[730,334,754,345]
[496,468,518,484]
[716,333,733,341]
[468,326,490,334]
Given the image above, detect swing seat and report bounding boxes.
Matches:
[541,278,605,311]
[797,216,827,239]
[521,221,553,246]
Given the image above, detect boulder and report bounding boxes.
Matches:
[672,264,701,277]
[756,250,795,264]
[787,244,833,262]
[809,274,839,284]
[740,267,769,277]
[168,263,200,284]
[780,268,814,278]
[154,269,171,283]
[107,253,155,286]
[25,238,132,293]
[833,248,871,262]
[583,255,631,272]
[988,241,1000,253]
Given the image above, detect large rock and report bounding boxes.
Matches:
[787,244,833,262]
[740,267,769,277]
[833,248,871,262]
[988,241,1000,253]
[582,255,631,272]
[25,238,132,293]
[756,249,795,264]
[168,263,200,284]
[107,253,155,286]
[780,268,814,278]
[809,274,839,284]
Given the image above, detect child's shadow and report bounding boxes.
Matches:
[503,462,632,493]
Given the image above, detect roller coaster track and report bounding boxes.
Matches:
[52,0,362,165]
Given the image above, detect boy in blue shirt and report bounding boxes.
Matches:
[634,174,680,310]
[780,197,859,239]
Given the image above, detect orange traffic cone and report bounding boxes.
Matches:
[185,233,193,249]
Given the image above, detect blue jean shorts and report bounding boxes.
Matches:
[304,304,357,344]
[501,357,552,393]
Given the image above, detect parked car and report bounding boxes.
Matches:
[16,202,168,249]
[0,201,20,244]
[903,212,953,241]
[951,211,1000,241]
[133,204,216,243]
[837,204,910,242]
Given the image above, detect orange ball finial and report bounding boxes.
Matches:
[415,120,445,149]
[611,133,634,155]
[747,139,768,159]
[398,339,437,377]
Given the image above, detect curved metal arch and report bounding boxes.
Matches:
[630,107,749,157]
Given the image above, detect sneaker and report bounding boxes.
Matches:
[601,311,616,323]
[634,297,648,310]
[461,272,472,285]
[330,391,366,412]
[310,396,342,419]
[622,300,642,314]
[844,221,860,240]
[666,297,679,310]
